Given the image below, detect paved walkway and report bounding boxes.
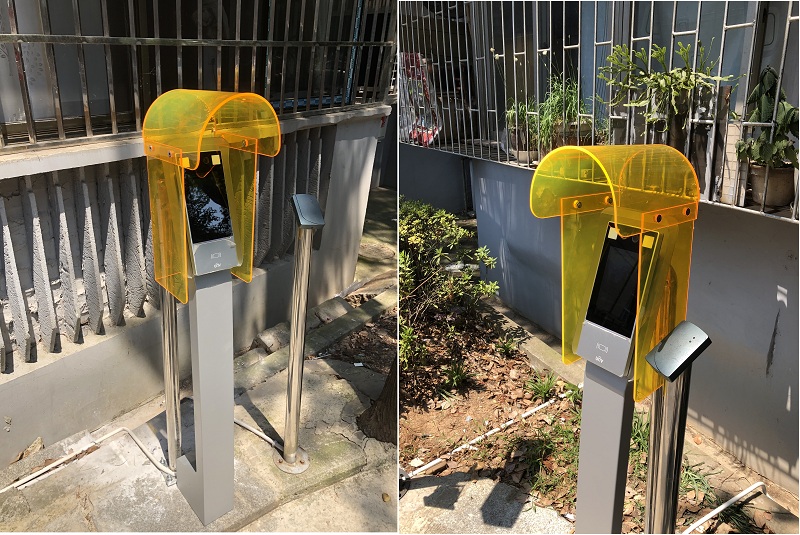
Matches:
[400,472,572,534]
[0,187,399,532]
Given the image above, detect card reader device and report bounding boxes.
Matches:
[575,223,661,377]
[183,150,240,276]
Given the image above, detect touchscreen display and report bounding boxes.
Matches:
[585,231,639,337]
[183,151,233,243]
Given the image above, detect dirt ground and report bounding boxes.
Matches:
[324,302,397,376]
[398,304,764,534]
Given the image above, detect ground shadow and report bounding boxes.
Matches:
[406,469,531,529]
[235,390,283,449]
[145,397,196,467]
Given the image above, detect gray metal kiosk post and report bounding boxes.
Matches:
[174,150,242,525]
[575,362,634,533]
[573,223,652,533]
[274,194,325,474]
[176,269,235,525]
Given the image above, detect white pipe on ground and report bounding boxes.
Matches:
[407,398,557,478]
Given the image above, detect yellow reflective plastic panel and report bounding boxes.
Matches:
[147,154,190,304]
[143,90,280,303]
[222,143,258,283]
[143,90,280,169]
[530,145,698,401]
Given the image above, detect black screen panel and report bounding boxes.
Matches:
[184,151,233,243]
[586,231,639,337]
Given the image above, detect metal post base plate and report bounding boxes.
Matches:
[273,447,310,474]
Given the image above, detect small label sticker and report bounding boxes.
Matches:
[643,235,655,249]
[211,154,221,165]
[608,226,618,240]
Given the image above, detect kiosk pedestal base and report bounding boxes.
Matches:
[575,363,634,534]
[177,270,234,525]
[273,446,310,474]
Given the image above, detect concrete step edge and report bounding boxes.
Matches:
[237,286,398,392]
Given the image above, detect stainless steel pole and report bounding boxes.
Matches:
[644,368,692,534]
[160,287,181,473]
[281,223,313,466]
[275,194,325,474]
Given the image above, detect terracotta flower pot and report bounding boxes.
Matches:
[749,165,796,207]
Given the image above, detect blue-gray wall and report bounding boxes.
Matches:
[686,203,798,490]
[400,147,799,491]
[470,160,561,337]
[398,144,468,213]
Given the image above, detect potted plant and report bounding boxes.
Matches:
[539,75,591,153]
[598,41,733,149]
[735,66,799,207]
[506,97,540,163]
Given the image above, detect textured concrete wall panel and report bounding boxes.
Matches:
[0,114,385,465]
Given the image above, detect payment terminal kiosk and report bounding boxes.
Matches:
[529,145,708,533]
[143,90,280,525]
[575,223,662,377]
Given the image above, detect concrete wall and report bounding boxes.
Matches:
[398,143,468,213]
[470,160,562,336]
[686,203,798,491]
[402,149,799,491]
[309,113,383,303]
[0,106,389,465]
[376,102,398,190]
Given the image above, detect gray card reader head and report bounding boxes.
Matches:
[291,194,325,230]
[644,321,711,381]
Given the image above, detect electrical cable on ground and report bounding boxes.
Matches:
[234,418,282,451]
[1,417,284,496]
[0,427,175,494]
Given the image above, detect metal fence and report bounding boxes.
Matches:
[398,1,799,220]
[0,0,396,150]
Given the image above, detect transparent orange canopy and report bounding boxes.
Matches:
[529,145,699,401]
[143,90,281,168]
[143,90,281,304]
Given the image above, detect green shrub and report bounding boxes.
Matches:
[399,319,426,370]
[399,198,498,326]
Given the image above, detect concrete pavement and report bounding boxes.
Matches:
[0,289,397,532]
[0,187,399,532]
[400,472,572,534]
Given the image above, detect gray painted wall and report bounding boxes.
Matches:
[309,114,383,304]
[0,109,387,465]
[470,159,562,337]
[398,144,467,213]
[401,148,799,491]
[686,203,798,491]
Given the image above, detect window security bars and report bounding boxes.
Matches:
[398,1,799,221]
[0,0,396,151]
